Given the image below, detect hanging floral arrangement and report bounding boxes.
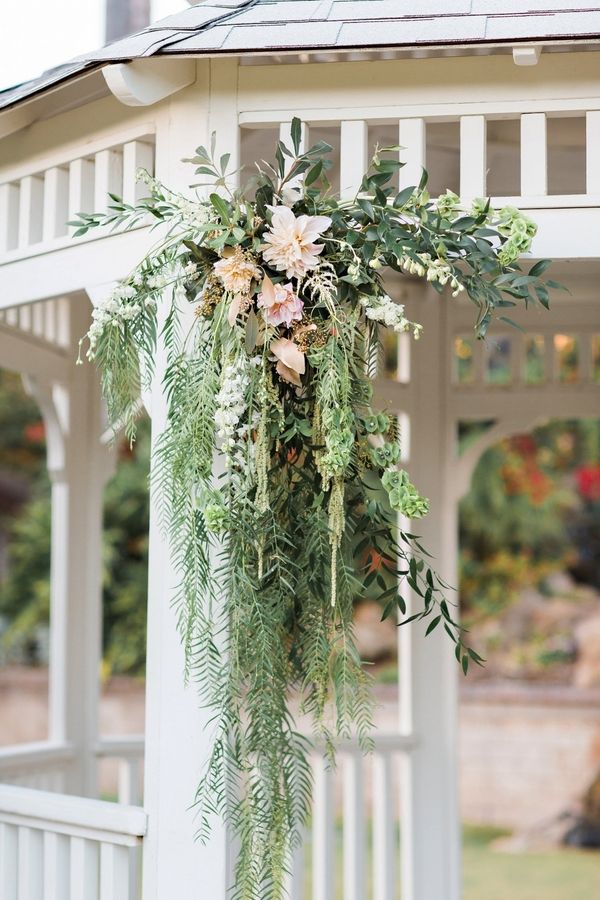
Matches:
[74,121,557,898]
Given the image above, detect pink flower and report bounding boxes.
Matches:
[262,205,331,279]
[270,337,306,387]
[257,275,303,327]
[213,247,261,295]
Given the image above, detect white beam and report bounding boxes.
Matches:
[103,58,196,108]
[459,115,487,200]
[0,326,69,382]
[521,113,547,197]
[398,118,426,191]
[340,120,368,200]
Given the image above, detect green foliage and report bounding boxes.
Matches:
[73,120,558,898]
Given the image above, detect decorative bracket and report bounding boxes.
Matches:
[513,46,542,67]
[102,58,196,107]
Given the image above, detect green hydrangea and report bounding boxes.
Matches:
[382,468,430,518]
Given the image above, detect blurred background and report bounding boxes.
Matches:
[1,3,599,898]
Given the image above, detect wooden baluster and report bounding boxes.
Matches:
[17,826,44,900]
[70,837,99,900]
[460,115,487,200]
[398,118,426,191]
[18,305,32,333]
[343,752,366,900]
[68,158,94,232]
[520,113,547,197]
[18,175,44,248]
[43,167,69,241]
[117,759,142,807]
[122,141,155,205]
[43,832,69,900]
[0,183,19,253]
[586,111,600,195]
[372,752,395,900]
[99,843,130,900]
[312,754,335,900]
[0,823,18,900]
[94,149,123,213]
[340,120,368,200]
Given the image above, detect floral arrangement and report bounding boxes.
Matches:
[74,120,557,898]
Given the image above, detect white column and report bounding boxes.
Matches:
[399,286,460,900]
[142,70,230,900]
[459,115,487,200]
[340,120,368,201]
[520,113,547,197]
[27,295,111,798]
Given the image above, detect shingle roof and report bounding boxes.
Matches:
[2,0,600,112]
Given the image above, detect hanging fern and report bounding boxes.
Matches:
[73,122,559,898]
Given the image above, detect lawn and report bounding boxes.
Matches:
[463,824,600,900]
[302,823,600,899]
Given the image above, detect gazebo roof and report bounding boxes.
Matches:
[1,0,600,112]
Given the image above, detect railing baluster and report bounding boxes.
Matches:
[0,823,18,900]
[94,149,123,213]
[398,118,426,190]
[70,837,99,900]
[43,167,69,242]
[340,120,368,200]
[43,832,69,900]
[459,115,487,200]
[343,751,365,900]
[99,843,130,900]
[372,752,395,900]
[0,183,20,253]
[68,158,95,229]
[521,113,547,196]
[117,758,142,807]
[312,754,335,900]
[17,826,44,900]
[586,111,600,195]
[122,141,155,205]
[18,175,44,248]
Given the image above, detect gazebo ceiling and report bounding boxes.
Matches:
[1,1,600,114]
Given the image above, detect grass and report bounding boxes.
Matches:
[463,824,600,900]
[302,822,600,899]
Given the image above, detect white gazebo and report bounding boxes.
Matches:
[0,3,599,898]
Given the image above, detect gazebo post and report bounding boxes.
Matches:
[28,295,111,797]
[141,83,231,900]
[399,287,461,900]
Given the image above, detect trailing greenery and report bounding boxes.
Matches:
[73,121,558,898]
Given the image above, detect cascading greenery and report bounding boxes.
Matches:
[74,120,558,898]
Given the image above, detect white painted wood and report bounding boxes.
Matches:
[0,182,19,252]
[68,158,95,224]
[43,832,69,900]
[312,755,335,900]
[520,113,547,196]
[586,111,600,195]
[0,785,146,839]
[70,838,99,900]
[122,141,155,205]
[142,82,230,900]
[340,120,368,200]
[398,118,426,190]
[282,832,304,900]
[117,759,142,807]
[0,326,69,381]
[17,175,44,247]
[0,823,18,900]
[100,843,130,900]
[94,149,123,212]
[459,115,487,199]
[372,753,395,900]
[103,58,196,107]
[43,168,69,241]
[17,826,43,900]
[396,287,460,900]
[342,752,365,900]
[512,46,541,67]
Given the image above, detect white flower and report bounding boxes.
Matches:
[262,205,331,279]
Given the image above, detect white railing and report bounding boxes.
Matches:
[0,742,74,794]
[285,733,414,900]
[0,784,146,900]
[95,737,145,807]
[0,134,155,264]
[0,296,71,350]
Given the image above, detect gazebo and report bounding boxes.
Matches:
[0,2,599,898]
